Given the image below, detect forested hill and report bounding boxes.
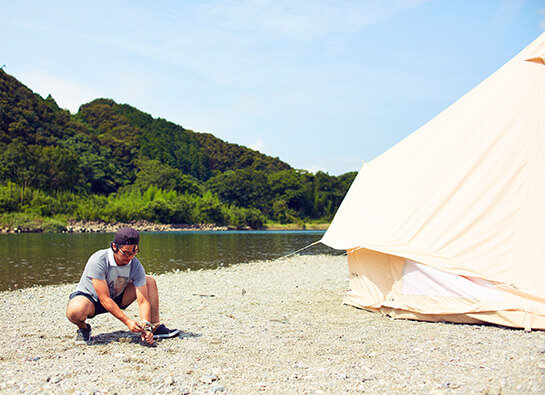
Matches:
[0,69,356,230]
[0,70,290,193]
[77,99,291,181]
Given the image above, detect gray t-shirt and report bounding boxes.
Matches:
[74,248,146,302]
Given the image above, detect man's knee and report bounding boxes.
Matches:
[66,296,94,322]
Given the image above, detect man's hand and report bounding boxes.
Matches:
[126,319,154,344]
[126,319,143,333]
[141,329,154,344]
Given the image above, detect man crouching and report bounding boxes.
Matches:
[66,227,179,345]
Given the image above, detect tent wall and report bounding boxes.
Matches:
[321,32,545,330]
[345,248,545,330]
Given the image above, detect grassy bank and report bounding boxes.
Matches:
[0,183,334,233]
[0,212,69,233]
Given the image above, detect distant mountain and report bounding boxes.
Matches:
[0,70,290,194]
[0,69,92,146]
[76,98,291,180]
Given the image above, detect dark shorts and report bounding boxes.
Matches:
[69,290,127,318]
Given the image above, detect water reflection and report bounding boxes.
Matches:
[0,231,340,291]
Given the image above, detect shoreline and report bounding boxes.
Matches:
[0,220,330,234]
[1,255,544,393]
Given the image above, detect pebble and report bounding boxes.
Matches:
[49,376,63,384]
[151,376,164,385]
[200,374,218,384]
[209,385,225,393]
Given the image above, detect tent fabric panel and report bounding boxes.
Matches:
[346,249,509,316]
[511,73,545,297]
[402,259,503,301]
[345,248,403,308]
[344,249,545,327]
[525,35,545,65]
[345,306,545,330]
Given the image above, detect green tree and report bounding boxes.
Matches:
[0,139,37,199]
[195,191,226,225]
[268,170,313,218]
[206,169,270,211]
[133,158,201,195]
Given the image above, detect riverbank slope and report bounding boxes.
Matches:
[1,255,544,393]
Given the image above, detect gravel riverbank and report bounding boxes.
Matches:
[0,220,230,234]
[1,255,544,394]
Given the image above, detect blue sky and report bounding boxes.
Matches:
[2,1,543,175]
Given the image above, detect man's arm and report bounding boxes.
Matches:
[92,278,142,333]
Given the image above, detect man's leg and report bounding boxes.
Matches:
[66,296,95,329]
[121,275,160,324]
[123,276,180,339]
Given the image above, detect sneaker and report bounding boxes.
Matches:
[75,324,92,345]
[153,324,180,339]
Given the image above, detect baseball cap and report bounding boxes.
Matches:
[113,227,140,246]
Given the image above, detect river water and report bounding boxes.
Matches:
[0,231,341,291]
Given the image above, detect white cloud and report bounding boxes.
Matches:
[203,0,432,40]
[15,70,99,113]
[539,8,545,30]
[306,164,327,174]
[249,139,265,153]
[492,0,529,29]
[76,0,434,87]
[13,67,160,115]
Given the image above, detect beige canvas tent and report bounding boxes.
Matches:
[321,32,545,330]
